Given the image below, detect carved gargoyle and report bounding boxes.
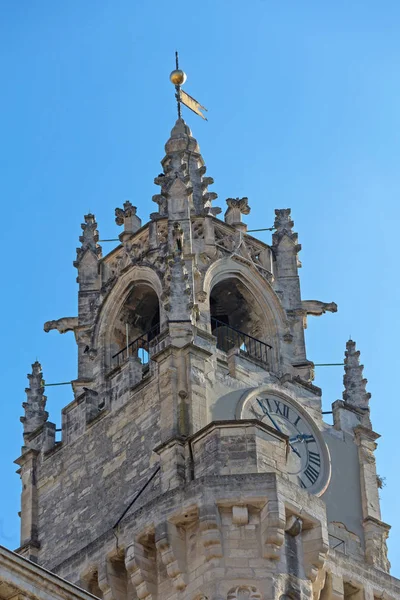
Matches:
[302,301,338,316]
[44,317,79,340]
[301,300,337,328]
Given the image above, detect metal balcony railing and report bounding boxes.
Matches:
[211,317,272,366]
[111,323,160,369]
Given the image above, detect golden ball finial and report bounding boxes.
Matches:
[170,69,187,86]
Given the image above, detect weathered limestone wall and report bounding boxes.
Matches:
[26,337,366,573]
[36,376,161,569]
[50,472,329,600]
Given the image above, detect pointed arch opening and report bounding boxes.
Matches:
[209,277,273,367]
[111,283,160,369]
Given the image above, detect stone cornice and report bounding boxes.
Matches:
[363,515,391,531]
[353,425,381,441]
[188,418,289,446]
[0,545,98,600]
[14,448,39,468]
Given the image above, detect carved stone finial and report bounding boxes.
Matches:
[21,361,48,436]
[224,197,251,230]
[151,193,168,218]
[74,213,102,267]
[272,208,300,252]
[274,208,294,235]
[115,201,142,237]
[153,118,220,218]
[168,118,197,147]
[343,339,371,409]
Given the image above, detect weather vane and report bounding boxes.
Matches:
[170,51,208,121]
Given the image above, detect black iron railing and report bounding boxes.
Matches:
[211,317,272,366]
[111,324,160,369]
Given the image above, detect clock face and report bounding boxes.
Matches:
[241,392,330,495]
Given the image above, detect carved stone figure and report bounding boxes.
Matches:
[301,300,338,316]
[172,222,184,253]
[44,317,79,336]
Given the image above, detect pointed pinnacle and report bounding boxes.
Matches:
[342,339,371,409]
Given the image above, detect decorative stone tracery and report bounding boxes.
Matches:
[227,586,262,600]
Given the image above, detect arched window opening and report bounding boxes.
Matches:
[210,278,272,366]
[111,283,160,369]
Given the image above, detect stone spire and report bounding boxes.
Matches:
[152,118,220,218]
[21,362,48,437]
[271,208,302,275]
[74,213,102,267]
[342,339,371,409]
[74,214,102,289]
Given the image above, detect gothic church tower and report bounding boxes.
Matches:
[15,118,400,600]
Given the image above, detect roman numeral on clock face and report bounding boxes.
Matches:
[250,405,263,420]
[254,398,308,431]
[249,396,326,492]
[304,464,319,485]
[308,451,321,467]
[274,400,289,418]
[256,398,272,413]
[257,398,292,419]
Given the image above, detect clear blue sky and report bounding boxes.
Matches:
[1,0,399,576]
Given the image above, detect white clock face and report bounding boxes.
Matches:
[241,392,330,495]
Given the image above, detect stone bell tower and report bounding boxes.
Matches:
[15,118,400,600]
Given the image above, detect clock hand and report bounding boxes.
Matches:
[257,398,282,431]
[256,399,301,458]
[289,434,314,444]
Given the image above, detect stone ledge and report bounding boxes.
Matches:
[0,545,98,600]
